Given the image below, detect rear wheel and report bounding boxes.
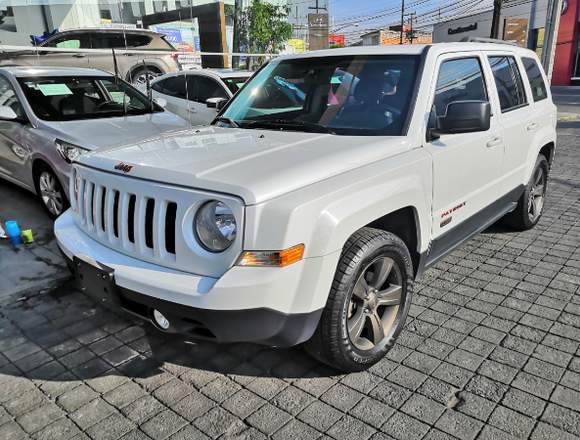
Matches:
[34,165,68,219]
[131,66,161,88]
[305,227,413,372]
[503,154,549,230]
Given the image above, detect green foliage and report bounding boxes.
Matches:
[237,0,292,54]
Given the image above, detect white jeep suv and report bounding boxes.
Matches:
[55,43,556,372]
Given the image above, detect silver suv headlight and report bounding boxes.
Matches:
[195,200,237,252]
[55,139,88,163]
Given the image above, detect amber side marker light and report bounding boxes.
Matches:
[237,244,305,267]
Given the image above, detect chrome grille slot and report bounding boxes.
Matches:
[71,164,243,277]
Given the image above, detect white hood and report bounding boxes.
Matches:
[78,126,411,205]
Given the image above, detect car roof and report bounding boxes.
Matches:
[207,69,253,78]
[0,66,113,78]
[152,69,253,83]
[277,42,538,60]
[52,27,163,36]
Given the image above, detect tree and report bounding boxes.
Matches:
[236,0,292,57]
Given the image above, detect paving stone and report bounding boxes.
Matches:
[511,371,556,400]
[457,391,496,422]
[70,398,116,430]
[350,397,395,429]
[530,422,578,440]
[32,417,83,440]
[170,390,215,421]
[0,421,28,440]
[501,388,545,418]
[193,407,245,439]
[271,385,315,416]
[488,406,535,438]
[85,412,135,440]
[381,411,429,440]
[298,401,343,432]
[222,389,266,419]
[120,395,165,424]
[327,415,376,440]
[103,381,147,409]
[370,381,412,408]
[16,402,64,434]
[271,419,320,440]
[435,409,483,440]
[140,409,187,440]
[168,425,210,440]
[401,393,446,424]
[550,385,580,412]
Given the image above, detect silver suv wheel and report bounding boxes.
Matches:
[39,170,64,217]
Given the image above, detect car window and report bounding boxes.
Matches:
[0,76,25,119]
[152,76,187,99]
[522,57,548,102]
[17,76,159,121]
[488,56,528,112]
[195,77,229,103]
[222,55,420,136]
[222,77,249,94]
[433,57,488,117]
[44,34,87,49]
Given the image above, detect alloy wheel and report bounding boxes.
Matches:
[528,166,546,223]
[133,71,159,86]
[39,171,64,217]
[347,256,403,351]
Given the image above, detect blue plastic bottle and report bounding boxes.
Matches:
[4,220,22,246]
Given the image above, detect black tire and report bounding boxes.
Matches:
[34,164,69,220]
[130,66,161,88]
[503,154,549,231]
[305,227,414,372]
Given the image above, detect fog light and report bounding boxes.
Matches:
[153,309,170,330]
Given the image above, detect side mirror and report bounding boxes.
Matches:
[0,106,19,121]
[432,101,490,137]
[153,97,167,108]
[206,97,227,110]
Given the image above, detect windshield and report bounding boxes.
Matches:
[222,76,250,94]
[17,76,161,121]
[220,55,420,136]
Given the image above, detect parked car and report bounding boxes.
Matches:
[55,43,556,371]
[151,69,252,125]
[0,66,190,218]
[0,28,180,86]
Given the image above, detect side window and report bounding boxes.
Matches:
[522,57,548,102]
[153,76,186,99]
[0,76,25,119]
[433,57,488,117]
[488,56,528,112]
[45,34,85,49]
[125,34,152,48]
[195,77,228,103]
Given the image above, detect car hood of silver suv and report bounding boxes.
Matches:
[76,125,410,205]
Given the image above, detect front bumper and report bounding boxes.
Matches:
[55,210,335,347]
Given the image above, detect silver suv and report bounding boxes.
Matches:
[2,28,180,86]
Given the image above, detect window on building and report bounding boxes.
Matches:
[522,57,547,102]
[488,56,527,111]
[433,57,488,117]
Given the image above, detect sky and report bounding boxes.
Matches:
[328,0,493,42]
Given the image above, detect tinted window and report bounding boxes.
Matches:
[222,77,249,94]
[152,76,187,99]
[44,33,88,49]
[0,76,25,119]
[488,56,527,111]
[222,55,420,136]
[18,76,159,121]
[195,77,228,103]
[522,57,547,102]
[433,57,488,117]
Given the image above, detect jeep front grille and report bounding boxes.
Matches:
[71,164,243,277]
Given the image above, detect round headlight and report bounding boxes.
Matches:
[195,200,237,252]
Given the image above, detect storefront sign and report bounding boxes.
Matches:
[448,23,477,35]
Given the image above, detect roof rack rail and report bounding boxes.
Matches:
[460,36,517,46]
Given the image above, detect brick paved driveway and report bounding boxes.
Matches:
[1,125,579,440]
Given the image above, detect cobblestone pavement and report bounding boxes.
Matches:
[1,126,579,440]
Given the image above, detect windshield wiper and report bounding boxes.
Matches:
[244,119,332,134]
[214,116,240,128]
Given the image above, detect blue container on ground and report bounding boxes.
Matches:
[4,220,23,246]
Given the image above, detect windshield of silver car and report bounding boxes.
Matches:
[219,55,420,136]
[17,76,161,121]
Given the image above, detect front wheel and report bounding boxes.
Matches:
[503,154,549,230]
[305,227,414,372]
[34,165,68,219]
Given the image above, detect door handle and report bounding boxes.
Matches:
[186,107,197,113]
[526,122,538,132]
[72,53,86,58]
[486,136,502,148]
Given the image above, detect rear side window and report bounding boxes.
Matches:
[522,57,548,102]
[488,56,527,112]
[152,76,187,99]
[194,76,229,103]
[433,57,488,117]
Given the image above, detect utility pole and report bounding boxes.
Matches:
[541,0,564,81]
[232,0,242,69]
[408,12,416,44]
[490,0,502,38]
[400,0,405,44]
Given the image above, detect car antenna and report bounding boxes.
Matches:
[142,60,154,112]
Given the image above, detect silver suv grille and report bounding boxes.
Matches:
[71,164,243,277]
